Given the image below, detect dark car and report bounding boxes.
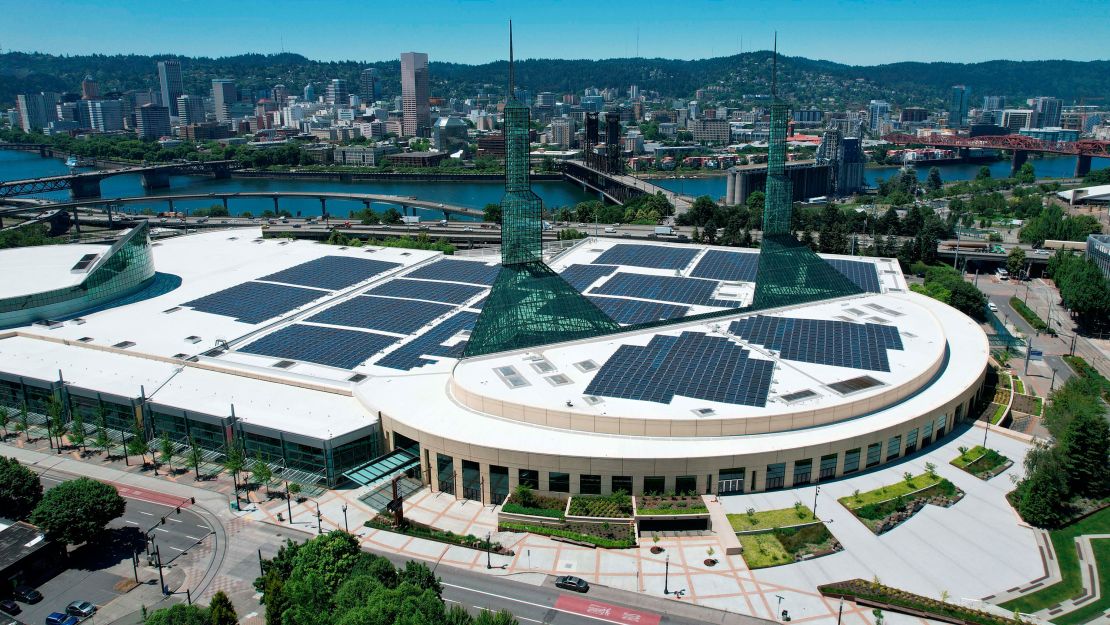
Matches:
[65,602,96,619]
[12,588,40,605]
[554,575,589,593]
[0,601,18,616]
[44,614,78,625]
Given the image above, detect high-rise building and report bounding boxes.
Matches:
[534,92,556,109]
[867,100,891,131]
[899,107,929,123]
[400,52,430,137]
[84,100,124,132]
[272,84,289,103]
[175,95,205,127]
[982,95,1006,111]
[157,60,183,117]
[81,74,99,100]
[1000,109,1034,131]
[1032,96,1062,128]
[689,118,730,144]
[628,85,639,101]
[550,116,575,149]
[212,79,237,122]
[303,84,316,102]
[16,93,59,133]
[326,79,349,106]
[359,69,381,103]
[948,85,970,127]
[135,104,171,140]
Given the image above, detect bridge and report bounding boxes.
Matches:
[0,160,241,199]
[562,160,694,214]
[883,133,1110,177]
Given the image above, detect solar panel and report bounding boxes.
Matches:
[365,279,485,304]
[825,258,881,293]
[592,244,699,270]
[586,296,690,325]
[690,249,759,282]
[405,259,501,285]
[584,331,774,407]
[376,311,478,371]
[559,264,618,292]
[306,296,455,335]
[258,256,402,291]
[828,375,884,394]
[590,273,739,307]
[729,315,903,372]
[240,324,398,369]
[184,282,325,324]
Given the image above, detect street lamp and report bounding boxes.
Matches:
[486,531,493,569]
[664,554,670,595]
[342,503,348,533]
[315,502,322,535]
[285,480,293,524]
[812,484,821,520]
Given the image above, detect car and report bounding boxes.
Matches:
[44,613,78,625]
[0,600,19,615]
[554,575,589,593]
[2,617,26,625]
[604,227,616,233]
[12,588,40,604]
[988,302,998,312]
[65,601,96,619]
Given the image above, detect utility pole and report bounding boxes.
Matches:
[316,502,322,535]
[155,545,166,596]
[1024,336,1033,375]
[486,531,493,569]
[285,480,292,523]
[812,484,821,520]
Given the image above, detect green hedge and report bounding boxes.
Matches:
[820,579,1022,625]
[499,521,636,549]
[501,502,565,519]
[364,518,508,553]
[1009,296,1050,332]
[1063,355,1110,401]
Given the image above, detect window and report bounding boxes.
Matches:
[549,472,570,493]
[905,428,919,454]
[935,414,947,438]
[437,454,455,495]
[843,448,861,474]
[820,454,838,480]
[766,463,786,490]
[489,466,510,505]
[718,467,745,495]
[866,443,882,468]
[462,460,482,501]
[675,475,697,495]
[518,469,539,490]
[611,476,632,494]
[922,420,934,445]
[792,459,812,486]
[643,476,665,495]
[887,435,902,460]
[580,474,601,495]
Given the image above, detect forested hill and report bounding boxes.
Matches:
[2,50,1107,110]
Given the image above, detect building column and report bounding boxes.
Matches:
[1074,155,1092,178]
[1010,150,1030,177]
[725,169,736,206]
[272,196,279,215]
[221,197,229,213]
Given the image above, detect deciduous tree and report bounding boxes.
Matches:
[30,477,125,545]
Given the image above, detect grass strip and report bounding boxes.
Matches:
[499,521,636,549]
[728,505,816,532]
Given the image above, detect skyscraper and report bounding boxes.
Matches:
[212,79,237,122]
[948,85,970,127]
[359,68,381,102]
[16,93,58,133]
[84,100,124,132]
[1032,96,1062,128]
[157,60,183,117]
[400,52,430,137]
[135,104,171,140]
[81,74,99,100]
[326,79,348,106]
[867,100,891,132]
[303,84,316,102]
[176,94,205,126]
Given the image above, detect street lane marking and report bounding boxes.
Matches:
[154,528,170,533]
[169,546,184,552]
[138,511,153,516]
[444,599,540,624]
[168,518,183,523]
[185,535,203,541]
[442,582,646,625]
[124,520,140,525]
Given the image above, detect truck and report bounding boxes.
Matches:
[654,226,673,236]
[401,215,421,225]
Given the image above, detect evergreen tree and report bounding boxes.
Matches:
[208,591,238,625]
[926,166,943,191]
[1059,408,1110,498]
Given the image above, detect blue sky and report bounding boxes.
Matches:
[1,0,1106,65]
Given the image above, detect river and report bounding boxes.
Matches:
[0,150,596,220]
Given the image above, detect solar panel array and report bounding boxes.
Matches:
[184,282,325,324]
[584,331,774,406]
[729,315,903,372]
[376,311,478,371]
[559,264,618,291]
[405,259,501,285]
[586,296,690,325]
[258,256,402,290]
[592,244,699,270]
[240,324,399,369]
[306,296,454,335]
[690,250,759,282]
[590,273,740,307]
[825,258,882,293]
[365,279,485,304]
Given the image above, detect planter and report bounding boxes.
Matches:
[651,546,664,554]
[704,558,717,566]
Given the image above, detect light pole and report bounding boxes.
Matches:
[342,503,349,533]
[285,480,292,523]
[812,485,821,520]
[486,531,493,569]
[664,554,670,595]
[315,502,322,535]
[837,598,844,625]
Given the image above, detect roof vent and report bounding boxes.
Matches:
[70,318,86,325]
[545,373,573,386]
[113,341,136,349]
[33,319,64,329]
[348,373,367,382]
[827,375,883,395]
[272,360,296,369]
[172,353,190,359]
[77,337,94,343]
[573,359,599,372]
[163,307,182,314]
[692,407,717,417]
[582,395,604,406]
[781,389,819,403]
[71,253,99,272]
[203,347,225,357]
[184,335,202,344]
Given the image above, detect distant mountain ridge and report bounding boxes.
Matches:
[1,50,1107,110]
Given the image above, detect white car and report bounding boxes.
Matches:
[988,302,998,312]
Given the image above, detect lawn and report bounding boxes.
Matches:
[1010,296,1049,332]
[566,493,633,518]
[1052,539,1109,625]
[498,520,636,549]
[1013,377,1025,394]
[502,492,567,519]
[839,472,944,509]
[738,533,792,568]
[728,504,816,532]
[738,523,839,569]
[637,494,708,515]
[1001,507,1110,615]
[992,403,1008,424]
[950,446,1011,480]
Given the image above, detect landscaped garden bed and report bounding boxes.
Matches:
[500,486,566,519]
[819,579,1024,625]
[567,491,633,518]
[636,494,708,516]
[499,520,636,549]
[951,445,1012,480]
[738,522,841,569]
[727,502,816,532]
[365,516,514,555]
[838,468,963,534]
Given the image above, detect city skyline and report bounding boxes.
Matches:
[1,0,1108,66]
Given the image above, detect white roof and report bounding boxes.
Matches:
[1057,184,1110,202]
[0,243,107,299]
[0,335,178,397]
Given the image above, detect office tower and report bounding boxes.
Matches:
[16,93,58,133]
[899,107,929,123]
[551,116,574,149]
[176,95,205,126]
[84,100,124,132]
[212,79,237,122]
[628,84,639,100]
[1000,109,1034,131]
[867,100,891,131]
[535,92,555,108]
[272,84,289,103]
[687,100,700,120]
[359,68,381,102]
[135,104,171,139]
[983,95,1006,111]
[400,52,430,137]
[326,79,348,106]
[303,83,316,102]
[949,85,970,127]
[81,74,99,100]
[157,60,184,117]
[1032,96,1062,128]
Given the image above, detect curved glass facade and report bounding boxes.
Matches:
[0,223,156,328]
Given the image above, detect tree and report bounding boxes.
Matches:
[30,477,126,545]
[926,167,943,192]
[976,166,991,181]
[1007,247,1027,278]
[1014,456,1070,528]
[159,432,175,474]
[482,203,502,224]
[91,422,112,457]
[143,604,210,625]
[15,404,30,441]
[399,560,442,596]
[208,591,238,625]
[0,456,43,520]
[46,396,67,452]
[126,420,149,465]
[251,453,273,496]
[0,406,11,439]
[224,440,246,503]
[1016,162,1036,184]
[474,610,520,625]
[69,411,87,454]
[186,437,203,481]
[1059,407,1110,498]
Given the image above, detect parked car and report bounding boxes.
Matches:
[2,616,26,625]
[44,613,78,625]
[12,588,40,604]
[0,600,19,616]
[554,575,589,593]
[988,302,998,312]
[65,602,96,619]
